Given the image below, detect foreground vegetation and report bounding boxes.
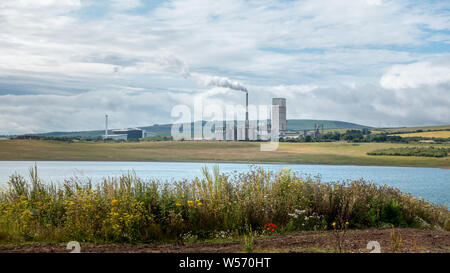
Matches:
[0,140,449,168]
[368,147,450,158]
[0,166,448,244]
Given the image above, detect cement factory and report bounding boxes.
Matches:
[213,97,322,141]
[103,96,322,141]
[214,97,285,141]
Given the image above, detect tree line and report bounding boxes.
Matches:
[280,129,449,143]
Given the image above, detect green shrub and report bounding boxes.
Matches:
[0,167,447,243]
[367,146,449,157]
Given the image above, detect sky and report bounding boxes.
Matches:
[0,0,449,134]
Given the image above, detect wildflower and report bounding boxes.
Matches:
[332,222,336,227]
[345,221,349,225]
[176,203,182,207]
[111,199,118,206]
[197,202,203,206]
[187,200,194,207]
[265,223,277,233]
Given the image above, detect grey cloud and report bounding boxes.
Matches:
[0,0,449,134]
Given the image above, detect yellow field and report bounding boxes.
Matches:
[394,131,450,138]
[379,125,450,133]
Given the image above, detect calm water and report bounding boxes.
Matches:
[0,161,448,206]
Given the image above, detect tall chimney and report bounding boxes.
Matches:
[105,114,108,138]
[245,92,249,141]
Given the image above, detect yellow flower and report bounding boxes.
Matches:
[197,202,203,206]
[332,222,336,226]
[345,221,349,225]
[176,203,182,207]
[187,200,194,207]
[111,199,118,206]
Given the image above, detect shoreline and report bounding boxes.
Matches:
[0,158,449,170]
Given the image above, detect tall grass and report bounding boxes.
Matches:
[0,166,448,243]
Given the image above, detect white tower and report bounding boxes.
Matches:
[272,98,287,133]
[105,114,109,138]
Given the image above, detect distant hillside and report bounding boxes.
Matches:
[36,119,370,139]
[40,130,107,139]
[287,119,371,131]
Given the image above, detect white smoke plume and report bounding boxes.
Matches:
[161,55,247,92]
[191,73,248,92]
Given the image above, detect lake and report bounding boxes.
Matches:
[0,161,448,207]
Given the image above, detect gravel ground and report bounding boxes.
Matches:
[0,228,448,253]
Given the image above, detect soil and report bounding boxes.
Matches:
[0,228,448,253]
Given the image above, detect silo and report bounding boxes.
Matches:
[272,98,287,133]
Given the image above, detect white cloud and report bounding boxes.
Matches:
[366,0,382,6]
[380,62,450,89]
[0,88,194,134]
[0,0,449,134]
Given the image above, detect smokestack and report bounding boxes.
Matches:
[105,114,108,138]
[245,92,249,141]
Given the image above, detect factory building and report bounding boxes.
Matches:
[214,97,286,141]
[237,121,258,141]
[112,128,145,140]
[226,121,237,141]
[105,134,128,141]
[257,120,271,140]
[272,98,287,133]
[102,115,145,141]
[212,97,322,141]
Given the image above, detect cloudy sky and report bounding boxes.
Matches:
[0,0,449,134]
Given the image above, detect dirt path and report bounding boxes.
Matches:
[0,228,448,253]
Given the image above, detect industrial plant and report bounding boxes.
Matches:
[214,97,284,141]
[103,95,322,141]
[214,97,322,141]
[103,115,145,141]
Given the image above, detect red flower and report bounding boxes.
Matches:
[265,223,277,233]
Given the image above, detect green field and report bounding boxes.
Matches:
[0,140,449,168]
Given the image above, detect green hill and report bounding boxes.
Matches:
[286,119,371,131]
[36,119,370,139]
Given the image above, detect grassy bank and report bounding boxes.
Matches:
[0,167,448,244]
[0,140,449,168]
